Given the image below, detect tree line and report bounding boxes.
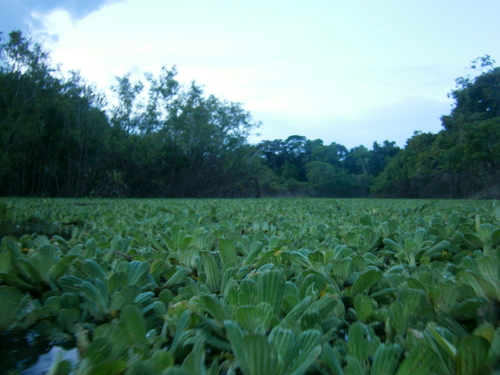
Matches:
[0,31,498,199]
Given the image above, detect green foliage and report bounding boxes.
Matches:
[257,137,399,198]
[0,198,499,373]
[375,57,500,199]
[0,286,25,330]
[1,31,498,199]
[0,30,261,198]
[306,161,357,197]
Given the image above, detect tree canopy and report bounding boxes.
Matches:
[373,58,500,198]
[0,31,261,198]
[0,31,498,198]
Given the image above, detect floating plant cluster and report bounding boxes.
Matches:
[0,198,499,374]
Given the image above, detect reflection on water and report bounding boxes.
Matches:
[22,346,78,375]
[0,223,74,240]
[0,224,78,372]
[1,331,78,374]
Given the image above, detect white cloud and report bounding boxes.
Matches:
[5,0,500,149]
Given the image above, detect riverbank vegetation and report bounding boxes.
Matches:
[0,31,498,198]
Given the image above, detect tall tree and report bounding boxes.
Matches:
[343,146,371,175]
[305,161,357,197]
[309,142,348,166]
[0,31,113,196]
[108,68,261,197]
[110,73,144,132]
[374,56,500,198]
[442,55,500,130]
[369,141,400,177]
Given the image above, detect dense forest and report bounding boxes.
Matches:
[0,31,498,199]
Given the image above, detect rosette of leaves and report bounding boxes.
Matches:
[225,320,322,375]
[461,214,500,258]
[383,228,451,266]
[0,237,77,292]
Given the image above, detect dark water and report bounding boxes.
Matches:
[0,331,78,374]
[0,223,74,240]
[1,224,79,374]
[0,224,79,373]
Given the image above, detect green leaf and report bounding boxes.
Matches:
[161,367,190,375]
[181,330,206,375]
[332,257,354,281]
[309,293,343,318]
[88,359,128,375]
[299,273,329,299]
[150,259,169,280]
[348,322,372,361]
[164,267,188,288]
[383,238,403,253]
[127,261,152,286]
[0,271,34,290]
[224,320,245,358]
[308,250,325,264]
[322,343,345,375]
[235,303,273,334]
[300,310,321,330]
[2,237,23,258]
[257,269,285,315]
[192,294,231,322]
[46,351,72,375]
[121,304,147,345]
[82,259,108,281]
[107,271,128,294]
[286,329,322,375]
[278,296,312,328]
[92,323,129,360]
[134,291,154,304]
[370,343,401,375]
[269,327,295,374]
[459,271,497,299]
[473,322,496,344]
[344,355,365,375]
[243,241,264,266]
[225,320,250,372]
[236,279,257,307]
[280,250,312,267]
[0,251,11,273]
[493,206,500,222]
[170,309,191,353]
[254,249,277,269]
[421,240,451,259]
[79,280,109,320]
[84,238,98,259]
[476,256,500,287]
[428,323,458,359]
[0,286,24,331]
[395,349,436,375]
[456,335,490,375]
[238,334,280,375]
[219,238,239,265]
[149,350,175,373]
[58,308,81,333]
[17,258,43,283]
[353,294,375,323]
[200,252,221,292]
[351,268,382,295]
[83,337,113,364]
[49,255,77,280]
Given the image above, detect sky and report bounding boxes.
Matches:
[1,0,500,149]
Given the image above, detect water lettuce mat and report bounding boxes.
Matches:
[0,198,499,374]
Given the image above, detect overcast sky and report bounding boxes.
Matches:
[1,0,499,149]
